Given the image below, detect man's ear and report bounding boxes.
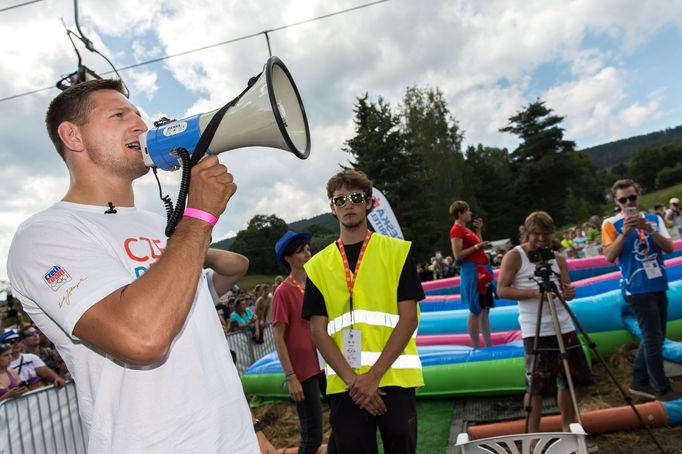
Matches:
[57,122,85,152]
[365,196,375,212]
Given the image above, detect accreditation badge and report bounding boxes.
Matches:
[643,259,663,280]
[342,329,362,369]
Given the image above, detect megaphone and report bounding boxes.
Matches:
[140,56,311,171]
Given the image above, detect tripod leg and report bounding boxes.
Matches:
[524,291,546,434]
[545,292,582,428]
[554,290,666,453]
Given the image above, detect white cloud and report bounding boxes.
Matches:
[126,70,159,101]
[619,98,661,127]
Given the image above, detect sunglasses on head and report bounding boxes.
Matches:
[617,194,638,204]
[331,192,367,207]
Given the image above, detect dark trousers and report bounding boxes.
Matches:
[295,373,326,454]
[625,291,672,396]
[327,387,417,454]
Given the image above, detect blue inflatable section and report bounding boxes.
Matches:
[420,298,517,313]
[418,281,682,336]
[244,343,526,376]
[421,263,682,313]
[664,400,682,425]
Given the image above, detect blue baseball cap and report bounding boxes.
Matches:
[275,230,312,267]
[0,330,19,342]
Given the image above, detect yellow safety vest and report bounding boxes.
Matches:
[305,233,424,394]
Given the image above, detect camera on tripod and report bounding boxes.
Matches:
[527,247,554,264]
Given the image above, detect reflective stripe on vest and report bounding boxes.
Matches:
[327,309,418,338]
[325,352,422,376]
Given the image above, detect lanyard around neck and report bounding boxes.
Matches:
[635,227,650,256]
[287,274,305,295]
[337,230,372,325]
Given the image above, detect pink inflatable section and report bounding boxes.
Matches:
[416,330,523,347]
[421,255,682,303]
[421,239,682,292]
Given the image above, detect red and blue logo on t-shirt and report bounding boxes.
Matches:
[43,265,72,291]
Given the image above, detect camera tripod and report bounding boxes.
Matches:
[524,262,665,453]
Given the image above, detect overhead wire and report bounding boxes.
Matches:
[0,0,389,104]
[0,0,45,13]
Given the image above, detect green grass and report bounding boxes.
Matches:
[636,182,682,212]
[236,274,278,291]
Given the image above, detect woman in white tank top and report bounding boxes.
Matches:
[497,211,593,438]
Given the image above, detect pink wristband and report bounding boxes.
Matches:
[184,208,218,227]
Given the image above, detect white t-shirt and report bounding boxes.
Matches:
[511,246,575,338]
[665,208,682,237]
[10,353,45,382]
[7,202,258,454]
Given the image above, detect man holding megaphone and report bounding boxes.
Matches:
[7,79,260,453]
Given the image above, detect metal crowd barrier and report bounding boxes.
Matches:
[226,324,276,374]
[0,330,274,453]
[0,381,86,454]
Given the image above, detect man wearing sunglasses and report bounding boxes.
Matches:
[602,179,679,402]
[302,169,424,454]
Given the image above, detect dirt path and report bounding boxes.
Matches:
[253,342,682,453]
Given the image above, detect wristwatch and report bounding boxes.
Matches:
[253,418,264,433]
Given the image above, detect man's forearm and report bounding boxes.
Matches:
[603,234,626,263]
[116,218,212,348]
[651,231,674,253]
[311,329,355,384]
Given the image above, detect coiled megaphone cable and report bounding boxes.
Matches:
[161,73,263,237]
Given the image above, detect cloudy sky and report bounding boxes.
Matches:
[1,0,681,281]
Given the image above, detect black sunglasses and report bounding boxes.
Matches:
[331,192,367,208]
[617,194,638,205]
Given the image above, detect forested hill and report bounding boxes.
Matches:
[581,125,682,170]
[210,213,338,251]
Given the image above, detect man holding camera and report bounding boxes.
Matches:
[498,211,592,435]
[602,179,679,402]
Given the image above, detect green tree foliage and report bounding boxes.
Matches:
[344,87,470,259]
[229,214,288,274]
[656,163,682,189]
[399,87,471,258]
[463,145,516,240]
[500,100,603,227]
[629,144,682,191]
[500,99,576,162]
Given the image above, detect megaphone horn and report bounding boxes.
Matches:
[140,56,311,171]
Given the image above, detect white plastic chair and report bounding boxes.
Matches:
[455,423,588,454]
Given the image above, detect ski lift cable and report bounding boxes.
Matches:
[0,0,390,103]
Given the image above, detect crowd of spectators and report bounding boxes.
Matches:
[0,312,68,402]
[212,279,281,344]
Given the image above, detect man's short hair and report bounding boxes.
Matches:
[611,179,640,196]
[45,79,127,161]
[524,211,556,235]
[448,200,469,218]
[326,169,373,200]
